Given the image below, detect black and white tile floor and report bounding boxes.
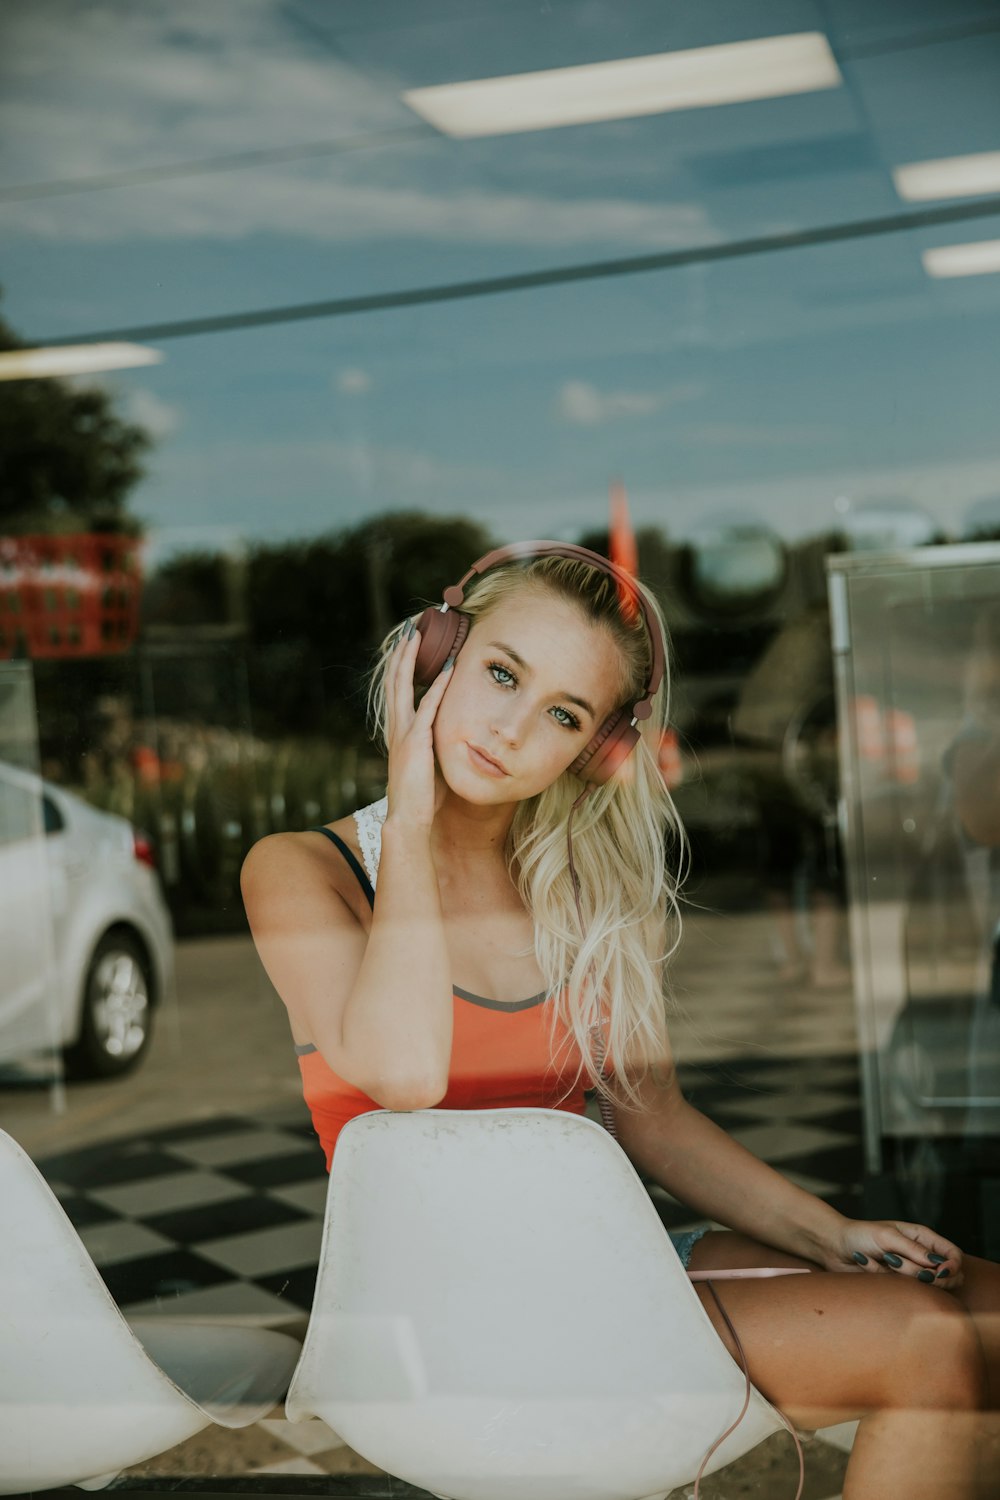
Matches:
[42,1110,329,1330]
[40,1053,865,1329]
[33,1050,864,1492]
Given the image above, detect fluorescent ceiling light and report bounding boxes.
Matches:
[894,151,1000,202]
[0,342,163,381]
[922,239,1000,278]
[403,32,842,138]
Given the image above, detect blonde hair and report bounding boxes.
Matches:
[368,554,687,1108]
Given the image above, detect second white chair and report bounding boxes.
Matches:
[286,1107,786,1500]
[0,1128,302,1494]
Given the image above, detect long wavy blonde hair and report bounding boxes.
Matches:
[368,554,687,1108]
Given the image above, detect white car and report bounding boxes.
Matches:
[0,762,174,1078]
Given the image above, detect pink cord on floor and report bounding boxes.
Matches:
[693,1280,804,1500]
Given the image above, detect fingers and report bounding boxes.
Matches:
[876,1222,964,1288]
[386,620,418,740]
[413,649,454,718]
[844,1219,965,1291]
[385,620,454,757]
[383,618,408,692]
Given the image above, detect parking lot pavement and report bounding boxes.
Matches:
[0,933,304,1160]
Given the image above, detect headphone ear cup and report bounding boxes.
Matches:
[569,710,640,785]
[413,607,470,686]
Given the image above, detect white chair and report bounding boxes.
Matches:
[0,1127,302,1494]
[286,1108,786,1500]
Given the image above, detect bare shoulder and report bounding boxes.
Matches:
[240,812,371,929]
[240,816,373,1047]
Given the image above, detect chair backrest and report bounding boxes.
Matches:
[288,1108,782,1500]
[0,1129,203,1492]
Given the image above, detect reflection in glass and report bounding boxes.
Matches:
[681,521,787,615]
[0,664,62,1085]
[832,546,1000,1172]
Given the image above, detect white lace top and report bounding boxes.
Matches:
[351,796,388,889]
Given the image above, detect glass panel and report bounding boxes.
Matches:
[832,544,1000,1167]
[4,1,1000,1490]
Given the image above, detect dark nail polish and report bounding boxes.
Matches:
[852,1251,869,1265]
[442,655,455,671]
[883,1253,904,1268]
[918,1270,934,1283]
[928,1253,946,1265]
[407,620,416,639]
[936,1267,951,1279]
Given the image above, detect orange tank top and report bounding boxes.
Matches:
[299,818,587,1171]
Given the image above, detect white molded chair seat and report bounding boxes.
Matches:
[0,1127,301,1494]
[286,1108,785,1500]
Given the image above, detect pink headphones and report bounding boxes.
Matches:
[413,541,666,785]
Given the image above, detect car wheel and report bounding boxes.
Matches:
[65,930,154,1079]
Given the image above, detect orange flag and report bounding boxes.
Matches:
[609,479,639,621]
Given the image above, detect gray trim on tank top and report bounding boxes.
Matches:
[292,986,547,1054]
[452,984,547,1012]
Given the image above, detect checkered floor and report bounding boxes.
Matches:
[30,1051,863,1491]
[41,1109,330,1328]
[38,1052,865,1331]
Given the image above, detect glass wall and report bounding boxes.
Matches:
[2,1,1000,1492]
[833,544,1000,1240]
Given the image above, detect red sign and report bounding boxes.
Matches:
[0,534,142,659]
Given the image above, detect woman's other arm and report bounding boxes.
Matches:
[612,1066,962,1283]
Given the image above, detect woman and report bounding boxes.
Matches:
[243,542,1000,1499]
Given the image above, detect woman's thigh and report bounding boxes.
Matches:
[947,1252,1000,1407]
[686,1230,984,1429]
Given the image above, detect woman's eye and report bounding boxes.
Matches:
[487,662,579,730]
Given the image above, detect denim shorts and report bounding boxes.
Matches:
[668,1226,710,1270]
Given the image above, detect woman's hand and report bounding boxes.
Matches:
[384,620,454,830]
[824,1218,964,1290]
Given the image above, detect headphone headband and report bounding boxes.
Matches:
[440,540,664,721]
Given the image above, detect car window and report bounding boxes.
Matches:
[42,795,65,836]
[0,777,43,847]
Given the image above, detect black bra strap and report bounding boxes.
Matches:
[309,826,375,909]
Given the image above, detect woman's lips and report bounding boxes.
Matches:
[466,742,509,777]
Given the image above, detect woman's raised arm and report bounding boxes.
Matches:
[241,624,456,1110]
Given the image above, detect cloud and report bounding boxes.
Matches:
[615,454,1000,544]
[62,373,181,436]
[0,4,712,251]
[5,172,712,250]
[675,420,835,447]
[556,378,706,426]
[132,430,516,538]
[336,368,372,395]
[131,428,1000,559]
[124,387,181,438]
[0,1,395,174]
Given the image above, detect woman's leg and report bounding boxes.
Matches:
[686,1230,998,1499]
[952,1252,1000,1408]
